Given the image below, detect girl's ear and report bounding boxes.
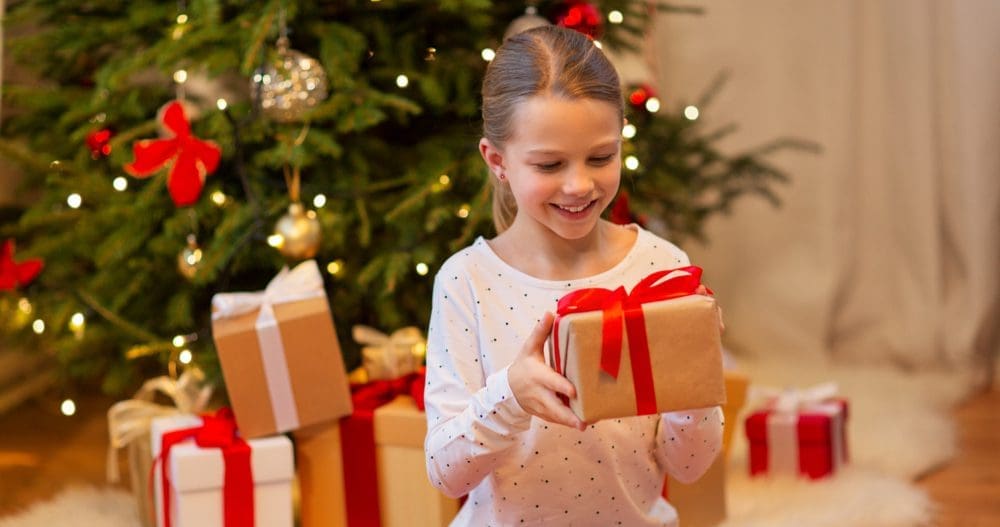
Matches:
[479,138,506,180]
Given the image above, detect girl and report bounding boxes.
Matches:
[424,25,724,526]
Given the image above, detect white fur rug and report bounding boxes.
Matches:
[0,355,969,527]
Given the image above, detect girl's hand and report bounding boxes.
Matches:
[508,312,587,431]
[696,284,726,332]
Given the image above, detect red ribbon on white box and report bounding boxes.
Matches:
[212,260,326,433]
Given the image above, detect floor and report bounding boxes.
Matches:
[0,386,998,524]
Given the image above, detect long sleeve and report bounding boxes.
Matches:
[423,270,532,499]
[654,406,725,483]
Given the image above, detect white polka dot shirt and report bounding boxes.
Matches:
[424,225,725,526]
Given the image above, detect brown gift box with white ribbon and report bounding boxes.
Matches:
[212,260,352,439]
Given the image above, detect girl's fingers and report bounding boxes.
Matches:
[520,312,554,358]
[541,393,585,430]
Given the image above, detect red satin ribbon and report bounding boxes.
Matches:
[553,266,705,415]
[341,369,426,527]
[155,408,254,527]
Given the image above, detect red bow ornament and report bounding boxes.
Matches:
[0,239,44,291]
[125,100,221,207]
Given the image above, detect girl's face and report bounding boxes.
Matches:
[482,95,622,242]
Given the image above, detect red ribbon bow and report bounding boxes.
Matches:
[155,408,253,527]
[0,239,43,291]
[553,266,705,415]
[125,100,221,207]
[341,369,426,527]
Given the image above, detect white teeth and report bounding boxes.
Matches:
[557,202,590,213]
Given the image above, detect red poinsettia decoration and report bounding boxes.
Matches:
[555,1,604,39]
[0,239,44,291]
[124,100,221,207]
[86,128,114,158]
[609,190,647,227]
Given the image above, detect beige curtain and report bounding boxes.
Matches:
[650,0,1000,384]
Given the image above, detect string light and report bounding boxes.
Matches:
[173,69,188,84]
[69,313,86,339]
[172,334,186,348]
[267,234,285,248]
[415,262,429,276]
[624,156,640,170]
[457,204,470,218]
[313,194,327,208]
[211,191,227,206]
[112,177,128,191]
[60,399,77,416]
[608,10,624,24]
[178,349,193,364]
[684,105,700,120]
[396,74,409,88]
[216,98,228,111]
[481,48,496,62]
[176,14,188,24]
[622,124,637,139]
[32,319,45,334]
[18,298,32,315]
[438,174,450,186]
[326,259,344,276]
[67,193,82,209]
[645,97,661,113]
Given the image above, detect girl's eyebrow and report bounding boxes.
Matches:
[526,141,620,156]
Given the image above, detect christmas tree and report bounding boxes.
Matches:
[0,1,806,396]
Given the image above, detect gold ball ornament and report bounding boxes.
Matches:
[504,6,550,40]
[177,234,203,279]
[273,202,321,260]
[251,37,329,122]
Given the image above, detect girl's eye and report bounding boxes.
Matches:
[535,161,562,171]
[589,154,615,165]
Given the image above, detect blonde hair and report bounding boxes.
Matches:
[481,25,623,233]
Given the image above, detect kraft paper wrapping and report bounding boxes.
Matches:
[213,294,352,438]
[667,455,727,527]
[551,294,727,422]
[294,420,349,527]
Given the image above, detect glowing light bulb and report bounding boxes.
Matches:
[645,97,661,113]
[179,349,193,364]
[313,194,327,208]
[177,14,188,24]
[113,177,128,191]
[67,193,82,209]
[481,48,496,62]
[457,205,470,218]
[326,260,344,276]
[622,124,637,139]
[173,69,188,84]
[609,10,624,24]
[396,74,409,88]
[415,262,429,276]
[61,399,76,416]
[18,298,32,315]
[684,105,700,120]
[211,191,227,206]
[438,174,450,186]
[625,156,640,170]
[267,234,285,248]
[216,98,228,110]
[69,312,85,330]
[32,319,45,334]
[172,335,186,348]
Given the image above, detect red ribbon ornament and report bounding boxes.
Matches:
[341,369,426,527]
[553,267,706,415]
[125,100,221,207]
[154,408,254,527]
[0,239,43,291]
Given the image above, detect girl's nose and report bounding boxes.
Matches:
[562,168,595,196]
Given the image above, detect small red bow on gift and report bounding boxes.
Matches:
[0,239,44,291]
[125,100,221,207]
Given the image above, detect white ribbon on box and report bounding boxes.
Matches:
[107,368,213,481]
[750,382,845,476]
[353,325,425,381]
[212,259,325,433]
